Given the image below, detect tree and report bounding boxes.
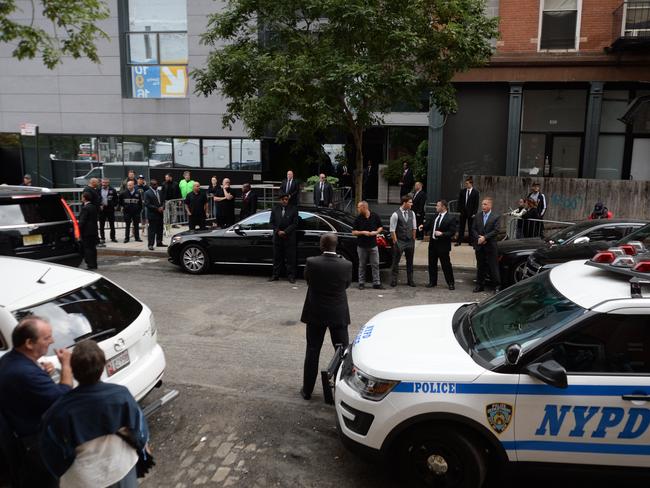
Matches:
[193,0,498,202]
[0,0,109,69]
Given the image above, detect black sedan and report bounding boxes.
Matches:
[167,207,393,275]
[498,218,646,286]
[525,221,650,278]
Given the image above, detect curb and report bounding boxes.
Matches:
[97,248,477,272]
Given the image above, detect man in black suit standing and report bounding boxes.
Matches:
[456,176,479,246]
[421,200,457,290]
[471,197,501,293]
[144,178,165,250]
[78,191,99,270]
[300,233,352,400]
[399,161,415,197]
[98,177,118,244]
[362,160,374,201]
[412,181,427,240]
[269,193,300,283]
[281,170,300,206]
[313,173,333,207]
[239,182,258,220]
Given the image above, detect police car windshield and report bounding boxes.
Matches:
[469,273,585,366]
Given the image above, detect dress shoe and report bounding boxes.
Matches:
[372,284,385,290]
[157,242,165,247]
[135,239,143,242]
[111,238,118,243]
[494,286,502,294]
[454,242,462,247]
[300,388,311,400]
[288,277,296,284]
[268,276,279,282]
[448,284,455,290]
[123,239,130,243]
[99,239,105,244]
[408,282,416,288]
[473,285,485,292]
[425,283,437,288]
[358,283,365,290]
[390,280,397,287]
[148,245,154,251]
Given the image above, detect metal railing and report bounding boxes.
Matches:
[505,216,574,240]
[613,1,650,40]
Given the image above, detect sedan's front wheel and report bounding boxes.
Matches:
[180,244,210,274]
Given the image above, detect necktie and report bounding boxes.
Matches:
[483,212,488,226]
[320,182,323,194]
[466,189,470,203]
[282,207,285,218]
[403,210,407,221]
[433,214,442,238]
[286,180,291,193]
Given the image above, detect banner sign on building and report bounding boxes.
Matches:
[20,123,38,136]
[132,65,187,98]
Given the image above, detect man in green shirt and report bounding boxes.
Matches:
[179,171,195,199]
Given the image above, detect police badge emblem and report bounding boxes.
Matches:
[486,403,513,434]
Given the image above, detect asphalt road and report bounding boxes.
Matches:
[96,256,481,487]
[94,257,648,488]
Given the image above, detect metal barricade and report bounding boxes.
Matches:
[505,217,574,240]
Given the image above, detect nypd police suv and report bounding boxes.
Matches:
[328,243,650,487]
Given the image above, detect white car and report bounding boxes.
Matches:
[330,251,650,487]
[0,257,165,400]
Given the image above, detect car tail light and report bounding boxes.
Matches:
[633,261,650,273]
[619,245,637,256]
[591,251,617,264]
[376,234,388,248]
[612,256,635,268]
[60,197,80,240]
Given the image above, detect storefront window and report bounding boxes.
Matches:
[173,138,200,168]
[518,133,547,176]
[521,89,586,132]
[231,139,262,171]
[600,91,629,133]
[596,135,625,180]
[149,137,173,166]
[203,139,230,169]
[633,91,650,134]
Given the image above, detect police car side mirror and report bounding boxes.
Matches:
[505,343,521,366]
[524,360,568,389]
[573,236,590,245]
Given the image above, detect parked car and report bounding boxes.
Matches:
[0,185,82,267]
[499,219,646,286]
[525,221,650,279]
[0,257,166,400]
[168,207,393,275]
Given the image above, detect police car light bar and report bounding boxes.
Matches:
[591,251,618,264]
[612,256,636,268]
[633,261,650,273]
[626,241,646,254]
[630,276,650,298]
[619,244,638,256]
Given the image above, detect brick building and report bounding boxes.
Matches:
[428,0,650,200]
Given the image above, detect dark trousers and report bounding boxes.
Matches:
[475,244,501,286]
[189,214,206,230]
[99,209,115,241]
[302,323,349,396]
[391,240,415,282]
[217,212,235,228]
[272,235,296,279]
[124,213,140,241]
[18,436,58,488]
[148,217,164,246]
[81,238,98,269]
[458,214,474,244]
[428,244,454,285]
[415,213,424,239]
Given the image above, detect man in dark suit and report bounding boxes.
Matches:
[280,170,300,206]
[456,176,479,246]
[421,200,457,290]
[239,182,258,220]
[300,233,352,400]
[362,160,374,201]
[313,173,333,207]
[412,181,427,240]
[78,191,99,270]
[471,197,501,293]
[98,177,118,244]
[144,178,165,250]
[399,161,415,197]
[269,193,300,283]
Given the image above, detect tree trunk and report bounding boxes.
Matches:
[353,127,364,206]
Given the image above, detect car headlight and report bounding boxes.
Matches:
[344,365,399,401]
[171,235,182,243]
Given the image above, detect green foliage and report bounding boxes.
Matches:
[305,175,339,189]
[383,156,411,186]
[0,0,110,69]
[383,140,428,185]
[413,139,428,183]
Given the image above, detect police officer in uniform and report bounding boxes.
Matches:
[119,180,142,243]
[78,191,99,269]
[269,193,299,283]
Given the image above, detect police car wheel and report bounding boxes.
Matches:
[181,244,209,274]
[396,426,487,488]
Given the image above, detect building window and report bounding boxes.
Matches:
[122,0,188,98]
[203,139,230,169]
[231,139,262,171]
[173,138,200,167]
[539,0,580,50]
[596,91,628,180]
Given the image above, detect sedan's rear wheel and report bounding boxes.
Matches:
[181,244,209,274]
[511,259,528,284]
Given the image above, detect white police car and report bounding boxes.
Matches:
[329,245,650,487]
[0,256,166,400]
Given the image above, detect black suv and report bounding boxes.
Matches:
[0,186,82,267]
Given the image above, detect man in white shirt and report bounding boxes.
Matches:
[389,195,417,287]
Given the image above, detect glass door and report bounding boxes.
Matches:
[550,136,581,178]
[519,134,582,177]
[630,138,650,181]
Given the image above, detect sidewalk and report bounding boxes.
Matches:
[98,227,477,271]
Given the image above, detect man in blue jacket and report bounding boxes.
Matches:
[0,316,73,487]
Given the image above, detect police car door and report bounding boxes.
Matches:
[515,311,650,467]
